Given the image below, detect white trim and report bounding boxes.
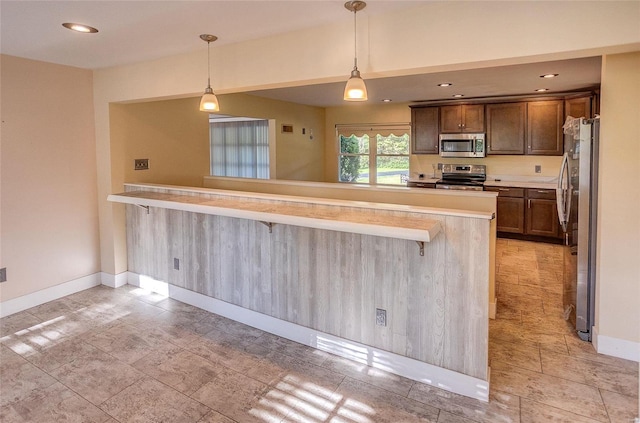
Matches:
[125,272,489,401]
[489,300,496,319]
[0,273,101,318]
[100,271,128,288]
[593,326,640,362]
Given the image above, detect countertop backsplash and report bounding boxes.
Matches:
[410,154,563,182]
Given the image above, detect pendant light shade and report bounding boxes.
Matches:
[344,68,367,101]
[344,1,368,102]
[200,87,219,112]
[199,34,220,112]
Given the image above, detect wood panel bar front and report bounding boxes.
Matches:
[112,183,492,400]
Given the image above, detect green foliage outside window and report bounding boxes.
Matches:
[339,135,364,182]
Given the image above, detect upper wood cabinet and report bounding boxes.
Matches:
[411,106,439,154]
[527,100,564,155]
[440,104,485,133]
[565,96,592,119]
[486,102,526,155]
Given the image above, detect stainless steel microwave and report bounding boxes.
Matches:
[439,133,486,158]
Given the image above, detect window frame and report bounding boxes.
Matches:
[336,123,411,186]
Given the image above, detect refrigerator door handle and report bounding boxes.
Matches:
[556,152,569,232]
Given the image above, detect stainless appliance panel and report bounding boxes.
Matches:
[559,117,598,341]
[439,133,486,158]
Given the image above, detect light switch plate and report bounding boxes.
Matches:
[0,268,6,283]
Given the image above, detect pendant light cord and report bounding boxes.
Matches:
[207,41,211,88]
[353,8,358,70]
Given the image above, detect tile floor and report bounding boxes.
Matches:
[1,239,638,422]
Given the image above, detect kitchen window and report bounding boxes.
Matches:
[337,124,410,185]
[210,116,270,179]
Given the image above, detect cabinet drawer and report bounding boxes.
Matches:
[485,186,524,198]
[526,189,556,200]
[409,182,436,189]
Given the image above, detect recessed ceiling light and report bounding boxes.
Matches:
[535,88,549,92]
[62,23,99,33]
[437,83,453,87]
[452,94,464,98]
[540,73,559,78]
[382,99,392,102]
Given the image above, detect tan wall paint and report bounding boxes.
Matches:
[0,55,100,302]
[109,94,325,187]
[412,155,563,179]
[206,93,326,181]
[110,98,210,188]
[596,52,640,344]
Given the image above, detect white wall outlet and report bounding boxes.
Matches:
[376,308,387,326]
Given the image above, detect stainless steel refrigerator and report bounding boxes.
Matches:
[556,116,599,341]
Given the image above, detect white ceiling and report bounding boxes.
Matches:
[0,1,417,69]
[248,57,602,107]
[1,1,602,107]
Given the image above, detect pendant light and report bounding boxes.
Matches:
[199,34,220,112]
[343,1,368,101]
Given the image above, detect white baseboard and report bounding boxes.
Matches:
[593,326,640,362]
[489,300,496,319]
[125,273,489,402]
[100,271,128,288]
[0,273,101,318]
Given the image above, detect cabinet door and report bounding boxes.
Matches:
[565,96,592,119]
[526,198,560,237]
[440,105,463,133]
[496,197,525,233]
[461,104,485,132]
[527,100,564,155]
[411,107,439,154]
[486,102,526,155]
[440,105,485,133]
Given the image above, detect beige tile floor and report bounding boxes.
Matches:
[1,239,638,422]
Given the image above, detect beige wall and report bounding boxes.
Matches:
[206,93,325,181]
[596,52,640,345]
[110,98,210,188]
[109,94,325,188]
[0,55,100,302]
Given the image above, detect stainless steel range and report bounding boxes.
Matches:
[436,164,486,191]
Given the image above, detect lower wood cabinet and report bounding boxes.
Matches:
[492,187,525,233]
[486,186,561,241]
[525,189,560,237]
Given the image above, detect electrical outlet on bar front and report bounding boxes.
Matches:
[376,308,387,326]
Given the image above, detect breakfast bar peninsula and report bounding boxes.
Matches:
[108,180,497,401]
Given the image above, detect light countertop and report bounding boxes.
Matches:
[109,185,456,244]
[408,175,557,190]
[484,175,557,190]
